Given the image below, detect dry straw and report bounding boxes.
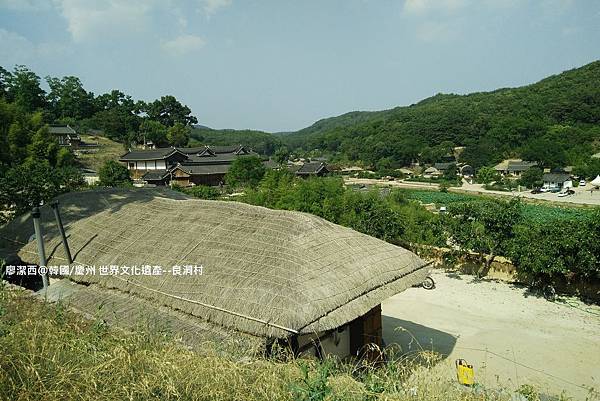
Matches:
[16,189,429,338]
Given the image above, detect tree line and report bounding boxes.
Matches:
[280,61,600,179]
[0,65,198,148]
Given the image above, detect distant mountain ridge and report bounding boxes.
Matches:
[192,61,600,168]
[278,60,600,168]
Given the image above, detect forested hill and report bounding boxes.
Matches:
[190,127,281,156]
[282,60,600,169]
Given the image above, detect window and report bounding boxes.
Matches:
[129,162,135,169]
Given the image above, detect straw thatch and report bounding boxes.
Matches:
[16,190,428,338]
[41,279,263,356]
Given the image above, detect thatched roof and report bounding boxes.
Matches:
[41,279,263,356]
[15,190,428,339]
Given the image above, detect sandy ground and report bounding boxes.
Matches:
[344,178,600,206]
[382,272,600,400]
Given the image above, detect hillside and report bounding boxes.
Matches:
[76,134,125,172]
[282,61,600,169]
[0,285,580,401]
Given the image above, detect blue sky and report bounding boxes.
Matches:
[0,0,599,132]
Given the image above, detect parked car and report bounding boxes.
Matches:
[558,191,572,197]
[531,188,542,194]
[539,187,549,193]
[549,187,561,193]
[579,180,586,186]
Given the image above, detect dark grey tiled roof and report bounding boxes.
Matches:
[434,162,455,171]
[507,161,537,172]
[142,170,170,181]
[174,164,230,175]
[211,145,242,154]
[177,145,246,155]
[297,162,327,175]
[543,173,571,182]
[119,148,179,161]
[178,146,208,155]
[49,125,76,135]
[120,146,258,164]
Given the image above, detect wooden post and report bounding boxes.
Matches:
[50,200,72,264]
[31,207,49,289]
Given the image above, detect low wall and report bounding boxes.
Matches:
[412,245,600,303]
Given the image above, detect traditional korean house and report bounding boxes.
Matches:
[14,189,430,359]
[49,125,81,147]
[120,145,261,185]
[494,159,538,177]
[119,147,188,179]
[294,162,329,177]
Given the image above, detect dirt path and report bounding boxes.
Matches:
[344,177,600,207]
[382,272,600,399]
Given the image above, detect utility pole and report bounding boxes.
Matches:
[50,200,72,264]
[31,207,49,290]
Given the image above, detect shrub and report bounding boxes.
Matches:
[98,160,131,187]
[185,185,221,200]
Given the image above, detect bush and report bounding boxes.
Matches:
[509,213,600,280]
[184,185,221,200]
[98,160,132,187]
[225,156,266,188]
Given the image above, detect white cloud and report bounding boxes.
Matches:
[200,0,232,16]
[161,34,206,56]
[0,28,68,63]
[403,0,467,14]
[0,0,50,11]
[56,0,154,42]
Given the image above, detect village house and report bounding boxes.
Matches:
[423,166,442,179]
[119,145,263,186]
[494,159,538,177]
[49,125,81,147]
[17,191,429,359]
[543,172,571,189]
[293,162,329,178]
[433,162,455,173]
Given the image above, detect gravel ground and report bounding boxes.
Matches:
[383,272,600,400]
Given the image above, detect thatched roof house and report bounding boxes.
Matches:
[11,189,429,358]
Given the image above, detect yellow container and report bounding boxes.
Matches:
[456,359,475,386]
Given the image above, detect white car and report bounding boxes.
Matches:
[579,180,586,186]
[539,187,549,193]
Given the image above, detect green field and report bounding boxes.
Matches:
[397,189,598,223]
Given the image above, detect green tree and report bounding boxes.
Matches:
[518,167,543,189]
[98,160,131,187]
[273,146,290,165]
[26,126,60,166]
[56,147,76,167]
[475,166,500,185]
[521,137,567,170]
[167,123,190,147]
[46,76,96,120]
[510,213,600,280]
[443,163,458,182]
[225,156,266,188]
[139,120,168,147]
[4,65,46,112]
[144,95,198,127]
[0,159,83,217]
[447,199,523,277]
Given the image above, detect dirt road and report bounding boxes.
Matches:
[382,272,600,399]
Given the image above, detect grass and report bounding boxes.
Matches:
[0,283,563,401]
[76,134,125,172]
